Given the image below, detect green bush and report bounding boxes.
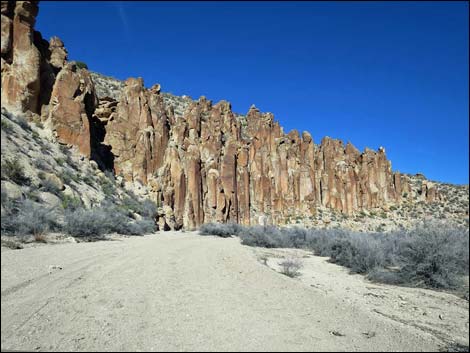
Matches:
[1,118,13,132]
[75,61,88,70]
[61,194,83,211]
[121,195,158,218]
[55,157,65,166]
[1,159,30,185]
[39,178,62,196]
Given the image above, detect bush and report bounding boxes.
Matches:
[239,226,285,247]
[307,231,388,274]
[64,208,110,237]
[394,223,469,289]
[199,222,244,238]
[40,177,62,196]
[140,199,157,218]
[1,199,59,236]
[100,177,115,199]
[279,258,303,278]
[55,157,65,166]
[14,115,31,131]
[31,130,40,140]
[1,118,13,132]
[124,219,156,235]
[202,221,469,291]
[61,194,83,211]
[121,194,157,218]
[64,204,156,237]
[75,61,88,70]
[1,159,30,185]
[61,169,80,184]
[33,159,52,172]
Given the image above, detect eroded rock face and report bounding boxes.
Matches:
[103,78,169,184]
[46,62,98,157]
[1,1,41,113]
[48,36,67,70]
[2,0,441,230]
[114,83,407,229]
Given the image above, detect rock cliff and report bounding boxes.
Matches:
[2,1,446,230]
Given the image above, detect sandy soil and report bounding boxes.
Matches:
[1,231,468,352]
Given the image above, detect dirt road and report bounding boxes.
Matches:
[1,232,468,351]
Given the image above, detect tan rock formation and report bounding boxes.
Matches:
[103,77,170,184]
[48,36,67,70]
[46,62,98,157]
[2,0,444,230]
[1,1,41,113]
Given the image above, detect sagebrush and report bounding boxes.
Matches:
[199,221,469,291]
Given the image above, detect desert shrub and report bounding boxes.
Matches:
[64,208,110,237]
[394,223,469,289]
[1,118,13,132]
[61,169,81,184]
[40,177,62,196]
[1,159,30,185]
[75,61,88,70]
[1,238,23,249]
[14,115,32,131]
[33,159,52,172]
[82,174,95,186]
[40,144,50,155]
[1,199,60,236]
[104,169,115,182]
[239,226,285,247]
[31,130,40,140]
[121,194,157,218]
[1,188,10,207]
[444,343,470,353]
[61,194,83,211]
[55,157,65,166]
[199,222,245,238]
[367,268,403,285]
[64,203,155,237]
[59,144,70,155]
[326,234,387,274]
[124,219,156,235]
[139,199,157,218]
[281,227,309,248]
[100,177,115,199]
[279,258,303,277]
[206,220,468,291]
[25,189,42,202]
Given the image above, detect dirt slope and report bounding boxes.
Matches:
[1,232,468,351]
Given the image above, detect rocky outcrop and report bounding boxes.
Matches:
[117,86,410,229]
[46,62,98,157]
[103,78,169,184]
[1,1,41,113]
[2,0,444,230]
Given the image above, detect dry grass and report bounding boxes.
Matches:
[34,233,47,243]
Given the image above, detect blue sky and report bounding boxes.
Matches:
[36,1,469,184]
